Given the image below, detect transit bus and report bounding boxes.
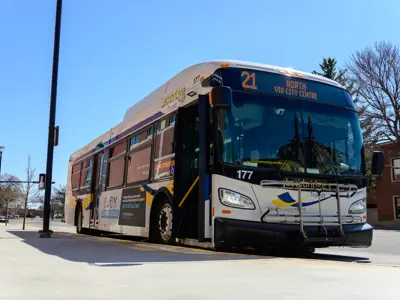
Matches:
[65,60,384,251]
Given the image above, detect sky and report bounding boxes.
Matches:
[0,0,400,188]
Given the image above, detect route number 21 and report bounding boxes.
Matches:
[237,170,253,180]
[241,71,257,90]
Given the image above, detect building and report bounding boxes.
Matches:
[368,142,400,227]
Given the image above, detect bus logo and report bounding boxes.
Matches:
[162,87,185,108]
[272,192,331,208]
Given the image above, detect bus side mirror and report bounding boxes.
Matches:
[211,86,232,109]
[371,151,384,176]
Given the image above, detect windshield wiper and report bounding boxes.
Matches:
[306,116,339,178]
[278,114,304,173]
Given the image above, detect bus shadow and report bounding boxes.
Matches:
[226,247,371,263]
[7,230,264,266]
[95,233,371,263]
[7,230,371,266]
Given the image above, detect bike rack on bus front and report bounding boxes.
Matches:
[260,180,358,240]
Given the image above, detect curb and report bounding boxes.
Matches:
[372,226,400,231]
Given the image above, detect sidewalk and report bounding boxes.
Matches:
[373,225,400,231]
[1,224,400,299]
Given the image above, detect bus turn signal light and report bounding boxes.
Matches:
[222,210,231,214]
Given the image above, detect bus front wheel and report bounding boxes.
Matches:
[150,197,174,244]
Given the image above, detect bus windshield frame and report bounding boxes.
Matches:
[215,68,365,179]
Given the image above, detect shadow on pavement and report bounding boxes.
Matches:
[7,230,264,266]
[310,252,371,263]
[90,232,372,263]
[230,247,371,263]
[7,230,371,266]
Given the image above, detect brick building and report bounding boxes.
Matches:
[368,142,400,226]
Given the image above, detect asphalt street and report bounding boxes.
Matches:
[1,219,399,300]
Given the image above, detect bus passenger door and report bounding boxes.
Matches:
[90,151,104,228]
[174,104,200,239]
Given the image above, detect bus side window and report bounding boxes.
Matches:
[126,127,152,184]
[153,114,176,180]
[107,139,127,188]
[80,158,93,189]
[71,162,82,192]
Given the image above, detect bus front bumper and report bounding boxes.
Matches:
[214,217,373,248]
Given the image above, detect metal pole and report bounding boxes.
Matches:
[0,148,3,176]
[40,0,62,238]
[5,199,9,227]
[297,183,306,239]
[335,184,344,236]
[0,147,4,224]
[23,156,30,230]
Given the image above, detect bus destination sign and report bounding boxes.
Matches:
[219,68,353,108]
[239,70,319,101]
[273,79,318,100]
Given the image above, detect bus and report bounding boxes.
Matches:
[64,60,384,251]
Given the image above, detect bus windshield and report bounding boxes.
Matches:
[219,91,363,176]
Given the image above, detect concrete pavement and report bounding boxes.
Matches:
[3,218,75,232]
[0,221,399,299]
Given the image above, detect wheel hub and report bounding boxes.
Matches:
[158,204,172,241]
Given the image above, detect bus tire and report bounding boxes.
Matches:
[76,206,85,234]
[150,196,174,244]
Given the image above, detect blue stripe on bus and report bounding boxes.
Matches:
[141,184,155,195]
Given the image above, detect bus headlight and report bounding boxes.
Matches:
[218,189,255,210]
[348,198,366,214]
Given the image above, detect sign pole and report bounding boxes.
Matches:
[40,0,62,238]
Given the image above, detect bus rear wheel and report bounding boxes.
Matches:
[150,197,174,244]
[76,207,84,234]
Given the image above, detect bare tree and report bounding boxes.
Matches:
[32,185,65,219]
[52,185,66,218]
[21,156,42,229]
[0,174,23,221]
[313,57,373,143]
[347,41,400,144]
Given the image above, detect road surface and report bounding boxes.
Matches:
[0,219,399,299]
[6,218,400,265]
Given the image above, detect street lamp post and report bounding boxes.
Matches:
[0,146,7,226]
[40,0,62,238]
[0,146,4,176]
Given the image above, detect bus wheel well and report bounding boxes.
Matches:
[149,188,174,243]
[74,200,82,226]
[150,188,172,220]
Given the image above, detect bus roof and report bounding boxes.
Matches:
[123,59,342,122]
[70,60,344,163]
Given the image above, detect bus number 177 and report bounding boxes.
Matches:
[237,170,253,180]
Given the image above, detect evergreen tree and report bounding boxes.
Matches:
[312,57,338,80]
